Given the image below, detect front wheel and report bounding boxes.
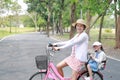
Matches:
[29,71,47,80]
[77,70,103,80]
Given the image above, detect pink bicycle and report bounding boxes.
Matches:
[29,43,106,80]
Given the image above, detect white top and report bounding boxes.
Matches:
[54,31,89,62]
[94,51,107,63]
[94,51,107,69]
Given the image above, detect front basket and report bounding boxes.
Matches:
[35,55,48,70]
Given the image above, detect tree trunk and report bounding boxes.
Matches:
[98,14,105,42]
[57,0,64,35]
[27,12,38,32]
[56,21,60,34]
[47,12,50,37]
[98,0,112,42]
[86,10,92,37]
[46,0,51,37]
[58,12,63,35]
[90,14,102,29]
[115,15,120,49]
[69,2,76,39]
[34,12,38,32]
[115,0,120,49]
[9,15,12,33]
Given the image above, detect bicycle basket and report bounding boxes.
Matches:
[35,55,48,70]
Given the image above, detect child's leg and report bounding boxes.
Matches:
[87,64,93,80]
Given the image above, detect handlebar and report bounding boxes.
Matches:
[48,43,57,47]
[46,43,60,57]
[47,43,60,51]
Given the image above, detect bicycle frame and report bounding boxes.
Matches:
[30,43,104,80]
[40,61,104,80]
[43,62,71,80]
[44,44,71,80]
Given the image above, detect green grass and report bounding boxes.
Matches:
[0,27,116,48]
[52,33,70,41]
[0,27,35,38]
[89,29,115,47]
[53,28,116,47]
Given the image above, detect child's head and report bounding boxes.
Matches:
[92,41,104,52]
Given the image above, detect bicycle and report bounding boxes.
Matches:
[29,43,106,80]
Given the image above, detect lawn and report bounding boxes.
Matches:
[52,28,116,48]
[0,27,115,48]
[0,27,35,38]
[90,29,115,47]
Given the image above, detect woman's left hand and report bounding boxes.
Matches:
[90,54,94,59]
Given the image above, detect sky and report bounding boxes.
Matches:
[0,0,28,17]
[17,0,28,11]
[6,0,28,16]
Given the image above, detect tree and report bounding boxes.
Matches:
[81,0,112,41]
[115,0,120,49]
[27,0,56,37]
[27,0,42,32]
[11,1,21,33]
[27,12,38,31]
[69,1,76,39]
[0,0,21,33]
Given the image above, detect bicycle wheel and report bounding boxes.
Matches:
[77,70,103,80]
[29,71,49,80]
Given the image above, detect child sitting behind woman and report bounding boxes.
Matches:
[85,41,107,80]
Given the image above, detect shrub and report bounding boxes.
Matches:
[104,29,112,33]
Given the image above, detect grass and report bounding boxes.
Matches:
[90,29,115,47]
[0,27,116,48]
[52,28,116,48]
[0,27,35,38]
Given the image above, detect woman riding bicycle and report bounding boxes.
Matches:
[85,41,107,80]
[53,19,89,80]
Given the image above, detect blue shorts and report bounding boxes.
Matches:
[88,60,98,71]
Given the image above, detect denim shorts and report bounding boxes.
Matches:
[88,60,98,71]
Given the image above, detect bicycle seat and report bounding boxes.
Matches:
[98,60,107,70]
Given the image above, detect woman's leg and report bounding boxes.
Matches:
[71,70,78,80]
[87,64,93,80]
[56,60,68,77]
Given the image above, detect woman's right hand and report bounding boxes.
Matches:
[53,47,60,51]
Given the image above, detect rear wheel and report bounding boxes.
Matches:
[77,70,103,80]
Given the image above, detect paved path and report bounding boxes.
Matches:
[0,32,120,80]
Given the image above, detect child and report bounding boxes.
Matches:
[85,41,107,80]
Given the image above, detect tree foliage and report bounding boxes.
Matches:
[1,0,120,48]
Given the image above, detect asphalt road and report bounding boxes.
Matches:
[0,32,120,80]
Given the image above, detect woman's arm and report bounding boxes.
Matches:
[53,34,78,46]
[57,32,88,49]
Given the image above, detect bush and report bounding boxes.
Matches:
[104,29,112,33]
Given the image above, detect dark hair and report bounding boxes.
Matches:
[100,45,105,52]
[75,24,86,30]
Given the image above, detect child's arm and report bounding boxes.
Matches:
[92,52,105,63]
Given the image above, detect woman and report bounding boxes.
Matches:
[53,19,89,80]
[85,41,107,80]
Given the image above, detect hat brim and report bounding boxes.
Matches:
[72,22,88,28]
[92,42,102,47]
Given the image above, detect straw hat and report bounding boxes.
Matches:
[72,19,88,29]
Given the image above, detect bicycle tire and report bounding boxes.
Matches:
[77,70,103,80]
[29,71,48,80]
